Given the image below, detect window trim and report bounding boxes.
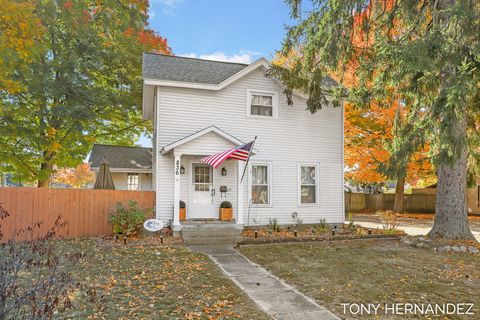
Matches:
[127,172,141,191]
[248,161,272,207]
[246,89,278,119]
[297,163,320,206]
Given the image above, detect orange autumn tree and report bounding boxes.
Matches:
[52,163,95,188]
[338,0,433,211]
[0,0,43,93]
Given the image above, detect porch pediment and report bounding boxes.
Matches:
[160,126,244,156]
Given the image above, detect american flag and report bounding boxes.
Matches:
[201,139,256,168]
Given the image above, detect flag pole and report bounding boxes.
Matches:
[240,136,256,182]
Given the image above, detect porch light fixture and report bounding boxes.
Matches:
[221,167,227,176]
[180,165,185,175]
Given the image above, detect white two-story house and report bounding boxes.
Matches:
[142,53,344,231]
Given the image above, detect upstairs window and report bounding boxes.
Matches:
[251,95,273,116]
[247,90,278,118]
[127,173,139,191]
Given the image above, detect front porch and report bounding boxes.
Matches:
[172,154,245,230]
[160,126,248,231]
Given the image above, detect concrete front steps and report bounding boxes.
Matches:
[181,221,243,245]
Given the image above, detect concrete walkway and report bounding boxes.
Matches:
[189,245,339,320]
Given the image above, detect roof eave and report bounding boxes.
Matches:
[90,167,152,173]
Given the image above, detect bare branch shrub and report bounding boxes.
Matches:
[378,210,401,231]
[0,204,91,319]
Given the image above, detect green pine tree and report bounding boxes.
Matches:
[273,0,480,239]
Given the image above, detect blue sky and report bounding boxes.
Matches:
[148,0,295,63]
[138,0,298,147]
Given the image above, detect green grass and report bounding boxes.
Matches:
[22,239,267,319]
[240,240,480,319]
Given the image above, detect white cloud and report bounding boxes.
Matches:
[148,9,156,19]
[153,0,184,15]
[180,51,253,64]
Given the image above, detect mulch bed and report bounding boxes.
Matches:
[240,224,404,246]
[238,233,402,246]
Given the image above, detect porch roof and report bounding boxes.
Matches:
[160,126,245,155]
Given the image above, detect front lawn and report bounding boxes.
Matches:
[24,239,268,319]
[240,240,480,319]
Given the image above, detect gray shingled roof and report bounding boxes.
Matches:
[142,53,249,84]
[89,144,152,170]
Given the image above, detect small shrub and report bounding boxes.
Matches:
[179,200,186,209]
[378,210,400,231]
[347,220,356,232]
[220,201,232,208]
[314,219,330,233]
[268,218,280,233]
[109,200,151,239]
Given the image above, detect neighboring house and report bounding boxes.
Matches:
[88,144,153,191]
[142,53,344,230]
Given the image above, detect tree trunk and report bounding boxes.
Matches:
[37,161,53,188]
[428,107,474,240]
[393,175,405,213]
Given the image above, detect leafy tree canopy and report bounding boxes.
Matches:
[0,0,170,186]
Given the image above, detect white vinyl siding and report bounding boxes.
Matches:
[298,164,319,205]
[154,68,344,225]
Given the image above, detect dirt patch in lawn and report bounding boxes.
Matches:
[21,238,268,319]
[239,240,480,319]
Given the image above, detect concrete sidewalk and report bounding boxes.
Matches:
[190,245,339,320]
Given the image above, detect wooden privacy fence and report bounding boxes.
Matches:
[345,192,436,213]
[0,187,155,243]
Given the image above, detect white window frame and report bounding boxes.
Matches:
[248,162,272,207]
[246,89,279,119]
[127,172,141,191]
[297,163,320,206]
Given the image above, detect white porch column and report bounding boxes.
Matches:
[173,153,181,227]
[236,161,244,224]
